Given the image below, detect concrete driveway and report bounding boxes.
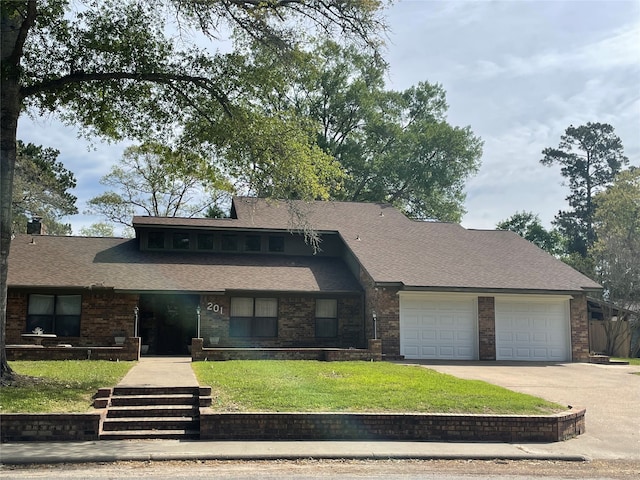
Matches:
[405,361,640,461]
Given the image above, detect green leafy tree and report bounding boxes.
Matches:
[541,122,629,260]
[496,211,562,255]
[190,109,344,201]
[591,168,640,356]
[239,40,483,221]
[79,222,116,238]
[1,0,385,378]
[12,141,77,235]
[86,142,233,229]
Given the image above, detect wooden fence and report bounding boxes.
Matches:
[589,320,631,357]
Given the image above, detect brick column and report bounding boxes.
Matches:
[478,297,496,360]
[570,294,589,362]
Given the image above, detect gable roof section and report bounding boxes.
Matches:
[239,197,601,293]
[7,235,361,294]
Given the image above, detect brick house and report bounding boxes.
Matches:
[6,197,601,361]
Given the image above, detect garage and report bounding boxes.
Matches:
[399,294,477,360]
[495,296,571,361]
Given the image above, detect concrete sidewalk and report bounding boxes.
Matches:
[0,440,589,465]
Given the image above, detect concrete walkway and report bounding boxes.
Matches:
[117,356,198,387]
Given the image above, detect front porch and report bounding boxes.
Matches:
[5,337,383,362]
[6,337,141,361]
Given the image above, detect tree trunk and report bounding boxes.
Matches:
[1,3,33,380]
[0,76,19,380]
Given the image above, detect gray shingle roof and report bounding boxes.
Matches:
[180,197,600,292]
[10,197,601,294]
[7,235,361,293]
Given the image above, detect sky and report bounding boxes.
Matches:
[17,0,640,234]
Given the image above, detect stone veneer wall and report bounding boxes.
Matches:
[478,297,496,360]
[570,294,590,362]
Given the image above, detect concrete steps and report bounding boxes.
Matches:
[99,386,211,440]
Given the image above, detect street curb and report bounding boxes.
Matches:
[0,452,591,465]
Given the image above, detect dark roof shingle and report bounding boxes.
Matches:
[10,197,602,294]
[8,235,361,293]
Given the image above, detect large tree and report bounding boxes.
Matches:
[540,122,629,260]
[496,211,561,255]
[591,168,640,356]
[229,39,483,221]
[86,142,232,234]
[12,140,77,235]
[1,0,385,378]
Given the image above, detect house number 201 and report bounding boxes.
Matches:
[207,303,223,314]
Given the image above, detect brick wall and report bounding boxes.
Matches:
[6,291,27,344]
[7,337,140,361]
[190,338,382,362]
[197,294,364,349]
[1,413,103,442]
[200,408,586,442]
[81,292,139,346]
[478,297,496,360]
[6,289,139,347]
[570,294,590,361]
[1,405,586,443]
[360,269,401,357]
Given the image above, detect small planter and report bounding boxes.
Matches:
[141,344,149,354]
[209,336,220,346]
[114,336,126,345]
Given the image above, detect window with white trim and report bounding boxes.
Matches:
[315,299,338,338]
[27,294,82,337]
[230,297,278,337]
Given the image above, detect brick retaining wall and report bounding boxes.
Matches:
[200,408,586,443]
[1,412,104,442]
[1,407,585,443]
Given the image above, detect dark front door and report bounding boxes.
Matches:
[139,294,199,355]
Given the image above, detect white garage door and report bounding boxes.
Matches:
[400,294,477,360]
[495,297,570,361]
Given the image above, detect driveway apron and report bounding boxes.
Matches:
[117,356,198,387]
[411,361,640,461]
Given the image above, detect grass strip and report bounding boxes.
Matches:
[193,360,564,415]
[0,360,134,413]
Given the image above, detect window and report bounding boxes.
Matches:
[230,297,278,337]
[244,235,261,252]
[27,294,82,337]
[173,233,190,249]
[148,232,165,249]
[268,236,285,253]
[197,233,215,250]
[315,299,338,338]
[221,234,238,251]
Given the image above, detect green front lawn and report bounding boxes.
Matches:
[192,360,564,415]
[0,360,135,413]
